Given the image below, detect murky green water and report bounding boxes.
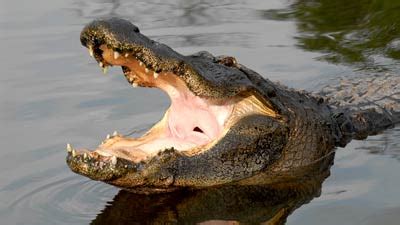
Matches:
[1,0,399,224]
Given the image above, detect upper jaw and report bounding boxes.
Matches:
[80,17,258,98]
[75,18,258,162]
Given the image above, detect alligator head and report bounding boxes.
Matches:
[67,18,336,194]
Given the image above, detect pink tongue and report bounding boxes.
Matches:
[168,99,219,145]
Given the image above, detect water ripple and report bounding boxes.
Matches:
[1,167,117,225]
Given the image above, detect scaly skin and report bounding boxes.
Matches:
[67,18,399,194]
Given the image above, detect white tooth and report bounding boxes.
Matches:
[102,66,108,74]
[83,153,88,159]
[113,51,120,59]
[88,46,94,57]
[124,53,129,57]
[129,77,133,82]
[106,134,111,139]
[112,131,118,136]
[145,68,149,73]
[99,62,103,68]
[111,156,117,165]
[139,61,143,66]
[101,141,105,144]
[72,149,77,157]
[67,143,72,153]
[132,83,138,88]
[124,165,128,168]
[153,72,159,79]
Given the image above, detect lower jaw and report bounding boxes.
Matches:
[86,105,231,162]
[91,123,230,163]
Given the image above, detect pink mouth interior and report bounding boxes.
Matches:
[166,86,232,146]
[133,79,234,154]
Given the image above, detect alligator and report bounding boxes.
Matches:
[66,18,400,194]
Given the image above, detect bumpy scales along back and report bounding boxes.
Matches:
[318,72,400,146]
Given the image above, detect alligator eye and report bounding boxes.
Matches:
[193,127,204,133]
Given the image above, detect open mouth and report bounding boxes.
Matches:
[66,18,281,188]
[82,44,236,161]
[69,43,275,162]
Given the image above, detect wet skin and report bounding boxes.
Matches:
[66,18,399,194]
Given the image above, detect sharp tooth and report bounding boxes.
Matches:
[112,131,118,136]
[139,61,143,66]
[67,143,72,153]
[101,141,105,144]
[153,72,159,79]
[102,66,108,74]
[106,134,111,139]
[72,149,77,157]
[124,53,129,57]
[111,156,117,165]
[83,153,88,159]
[129,77,133,82]
[99,62,103,68]
[113,51,120,59]
[145,68,149,73]
[132,83,138,88]
[88,46,94,57]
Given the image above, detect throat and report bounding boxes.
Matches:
[165,83,233,146]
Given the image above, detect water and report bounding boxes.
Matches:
[1,0,399,224]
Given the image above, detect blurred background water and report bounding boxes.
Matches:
[0,0,399,224]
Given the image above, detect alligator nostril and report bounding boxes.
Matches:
[193,127,204,133]
[132,26,140,33]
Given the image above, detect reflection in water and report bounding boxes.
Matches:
[356,127,400,160]
[90,155,334,224]
[263,0,400,69]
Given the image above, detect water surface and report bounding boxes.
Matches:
[1,0,399,224]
